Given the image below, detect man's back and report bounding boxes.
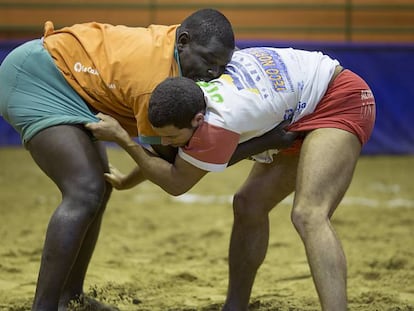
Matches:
[179,47,339,170]
[44,21,179,135]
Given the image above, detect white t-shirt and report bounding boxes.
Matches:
[179,47,339,171]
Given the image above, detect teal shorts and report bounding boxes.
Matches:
[0,39,98,146]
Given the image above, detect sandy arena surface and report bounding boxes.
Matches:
[0,147,413,311]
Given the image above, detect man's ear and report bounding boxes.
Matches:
[191,112,204,127]
[177,31,190,51]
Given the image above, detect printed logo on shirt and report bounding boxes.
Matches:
[74,62,99,76]
[284,101,307,120]
[198,81,224,103]
[224,59,260,94]
[245,48,294,93]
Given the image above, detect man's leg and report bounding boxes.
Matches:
[222,155,298,311]
[58,139,114,309]
[291,128,361,311]
[27,125,111,311]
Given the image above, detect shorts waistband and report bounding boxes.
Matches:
[329,65,344,86]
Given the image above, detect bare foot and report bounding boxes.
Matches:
[68,294,120,311]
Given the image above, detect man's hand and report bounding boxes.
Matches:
[85,113,130,143]
[104,164,128,190]
[258,118,299,149]
[105,164,147,190]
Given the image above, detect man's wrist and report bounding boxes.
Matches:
[118,135,136,149]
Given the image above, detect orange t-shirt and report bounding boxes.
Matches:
[43,21,180,142]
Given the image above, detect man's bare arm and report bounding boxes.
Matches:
[86,113,207,196]
[105,165,146,190]
[120,142,207,195]
[229,119,299,166]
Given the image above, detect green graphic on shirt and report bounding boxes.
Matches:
[197,81,224,103]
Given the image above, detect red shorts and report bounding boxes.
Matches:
[282,69,376,154]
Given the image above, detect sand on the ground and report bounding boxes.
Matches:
[0,147,413,311]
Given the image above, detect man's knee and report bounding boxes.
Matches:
[232,190,267,223]
[291,204,326,236]
[63,177,111,218]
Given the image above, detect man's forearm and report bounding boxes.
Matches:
[122,166,147,189]
[229,138,269,166]
[229,123,299,166]
[118,138,185,195]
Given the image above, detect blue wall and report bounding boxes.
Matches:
[1,40,414,154]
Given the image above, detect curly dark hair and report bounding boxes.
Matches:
[148,77,206,129]
[178,8,235,51]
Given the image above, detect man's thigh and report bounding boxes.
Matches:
[238,154,299,210]
[27,125,108,186]
[295,128,361,215]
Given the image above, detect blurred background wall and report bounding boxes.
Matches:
[0,0,413,153]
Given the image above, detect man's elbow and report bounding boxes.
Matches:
[164,183,193,197]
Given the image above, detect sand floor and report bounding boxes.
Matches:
[0,147,413,310]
